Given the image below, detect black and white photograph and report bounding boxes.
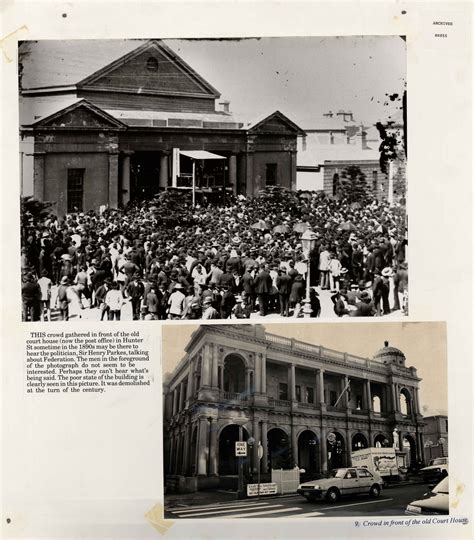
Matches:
[19,36,407,323]
[162,322,448,519]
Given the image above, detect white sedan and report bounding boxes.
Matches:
[297,467,384,503]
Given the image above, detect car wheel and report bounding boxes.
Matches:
[369,484,381,498]
[326,488,340,503]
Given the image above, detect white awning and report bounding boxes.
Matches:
[179,150,226,160]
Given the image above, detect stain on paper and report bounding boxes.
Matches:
[145,503,174,535]
[0,25,29,62]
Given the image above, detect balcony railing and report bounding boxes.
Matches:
[220,391,248,402]
[268,398,291,408]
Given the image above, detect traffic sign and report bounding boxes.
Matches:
[235,441,247,456]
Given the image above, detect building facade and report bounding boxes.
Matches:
[163,325,425,492]
[422,415,448,463]
[19,40,304,216]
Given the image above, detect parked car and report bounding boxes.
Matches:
[297,467,383,503]
[406,476,449,515]
[419,457,448,483]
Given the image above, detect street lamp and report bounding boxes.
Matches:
[424,439,434,461]
[300,228,318,318]
[438,437,446,457]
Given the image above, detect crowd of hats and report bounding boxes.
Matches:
[21,188,407,319]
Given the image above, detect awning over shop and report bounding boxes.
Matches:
[179,150,226,160]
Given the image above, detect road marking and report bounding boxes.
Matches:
[172,502,270,514]
[166,494,300,512]
[324,498,394,511]
[176,504,284,518]
[221,507,303,518]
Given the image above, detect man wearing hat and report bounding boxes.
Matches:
[55,276,71,321]
[126,273,145,320]
[167,283,185,320]
[202,296,219,320]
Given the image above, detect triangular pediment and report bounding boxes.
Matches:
[33,100,126,130]
[247,111,305,135]
[78,40,221,99]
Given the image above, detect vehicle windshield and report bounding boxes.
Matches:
[432,476,449,494]
[325,469,346,479]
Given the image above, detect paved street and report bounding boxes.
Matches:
[164,484,427,519]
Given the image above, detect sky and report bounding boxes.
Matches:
[162,321,447,417]
[165,36,406,126]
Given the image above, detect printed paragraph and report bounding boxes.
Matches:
[25,330,151,394]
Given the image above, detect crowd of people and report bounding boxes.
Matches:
[20,188,408,322]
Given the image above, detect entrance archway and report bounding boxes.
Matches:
[298,430,320,474]
[402,434,417,468]
[399,389,412,415]
[352,433,369,451]
[374,433,390,448]
[267,428,291,469]
[327,431,345,469]
[223,355,246,394]
[218,424,249,475]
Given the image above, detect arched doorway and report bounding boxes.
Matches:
[267,428,291,470]
[402,434,417,468]
[218,424,249,475]
[352,433,369,451]
[223,355,246,395]
[374,433,390,448]
[298,430,320,474]
[399,389,412,415]
[327,431,345,469]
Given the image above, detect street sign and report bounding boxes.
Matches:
[235,441,247,457]
[247,483,278,497]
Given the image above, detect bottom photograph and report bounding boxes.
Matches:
[162,321,448,519]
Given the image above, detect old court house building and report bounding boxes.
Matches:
[19,39,304,216]
[164,325,425,491]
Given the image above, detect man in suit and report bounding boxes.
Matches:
[276,267,292,317]
[254,264,273,316]
[241,265,256,312]
[126,273,145,320]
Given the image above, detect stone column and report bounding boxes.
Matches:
[245,151,254,197]
[197,417,209,475]
[159,153,169,189]
[186,359,194,400]
[246,368,252,396]
[33,152,45,201]
[211,344,219,388]
[229,154,237,195]
[255,354,261,395]
[342,375,349,408]
[209,418,218,476]
[289,364,296,401]
[219,364,224,391]
[178,381,185,411]
[261,354,267,394]
[391,383,398,412]
[345,430,352,466]
[121,153,131,207]
[172,388,178,416]
[182,424,190,475]
[320,433,328,473]
[414,387,421,415]
[108,152,119,208]
[365,380,372,411]
[252,417,259,473]
[318,369,325,405]
[201,344,211,387]
[291,425,298,467]
[290,150,297,191]
[261,421,268,473]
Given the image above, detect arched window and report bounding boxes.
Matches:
[400,390,411,415]
[372,395,381,413]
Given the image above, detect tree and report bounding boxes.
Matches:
[21,196,54,240]
[336,165,371,204]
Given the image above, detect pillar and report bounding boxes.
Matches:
[197,417,209,475]
[365,380,372,411]
[261,421,268,473]
[345,430,352,466]
[33,152,45,201]
[219,364,224,391]
[413,387,420,415]
[201,344,211,387]
[289,364,296,401]
[246,368,251,396]
[108,152,119,208]
[211,344,219,388]
[186,359,194,400]
[342,375,349,408]
[318,369,325,404]
[290,150,297,191]
[229,154,237,195]
[178,381,185,411]
[159,153,169,189]
[172,388,178,416]
[182,425,190,474]
[255,354,261,395]
[391,383,398,412]
[252,417,259,473]
[291,425,298,467]
[121,153,131,207]
[245,151,254,197]
[209,418,218,476]
[320,433,328,473]
[261,354,267,394]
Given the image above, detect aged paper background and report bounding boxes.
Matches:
[1,1,472,538]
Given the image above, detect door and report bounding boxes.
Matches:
[341,468,360,495]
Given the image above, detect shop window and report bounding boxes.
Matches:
[67,169,84,213]
[265,163,277,187]
[279,382,288,401]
